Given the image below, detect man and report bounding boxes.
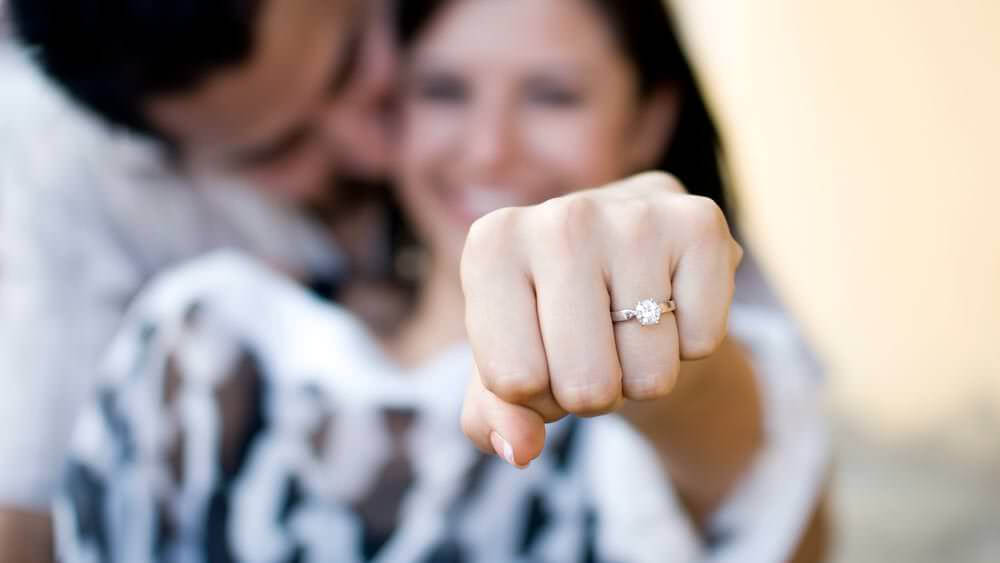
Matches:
[1,1,399,558]
[4,0,753,560]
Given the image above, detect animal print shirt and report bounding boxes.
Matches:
[54,252,828,563]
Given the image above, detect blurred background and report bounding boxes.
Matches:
[669,0,1000,561]
[1,0,998,561]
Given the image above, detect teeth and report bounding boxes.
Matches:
[457,186,521,216]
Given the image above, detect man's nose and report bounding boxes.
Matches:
[319,0,398,178]
[348,0,398,111]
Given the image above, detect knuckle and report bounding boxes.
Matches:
[682,195,729,239]
[541,195,597,242]
[521,197,598,263]
[481,369,549,403]
[556,376,620,415]
[632,170,683,193]
[625,366,679,400]
[465,207,519,254]
[561,193,598,223]
[527,395,569,424]
[627,385,669,402]
[461,208,521,280]
[681,331,724,360]
[616,199,660,246]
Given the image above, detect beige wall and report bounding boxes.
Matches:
[669,0,1000,438]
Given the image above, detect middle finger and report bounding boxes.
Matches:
[531,205,623,416]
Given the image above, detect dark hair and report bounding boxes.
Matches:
[9,0,263,141]
[398,0,730,217]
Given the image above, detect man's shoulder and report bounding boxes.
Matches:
[0,47,202,228]
[0,47,336,277]
[0,46,184,198]
[0,48,124,201]
[0,47,105,146]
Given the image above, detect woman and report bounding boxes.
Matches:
[54,0,827,561]
[391,0,827,560]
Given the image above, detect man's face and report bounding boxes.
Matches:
[146,0,396,202]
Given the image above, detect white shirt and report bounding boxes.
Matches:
[55,251,828,562]
[0,46,340,508]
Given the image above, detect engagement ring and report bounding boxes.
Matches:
[611,298,676,327]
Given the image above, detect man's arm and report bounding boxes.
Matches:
[0,510,54,563]
[0,73,138,557]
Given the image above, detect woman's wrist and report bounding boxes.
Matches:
[619,338,764,530]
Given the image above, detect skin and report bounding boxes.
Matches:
[0,511,52,563]
[147,0,398,201]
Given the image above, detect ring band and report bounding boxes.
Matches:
[611,298,676,326]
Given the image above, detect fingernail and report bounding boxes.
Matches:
[490,431,527,469]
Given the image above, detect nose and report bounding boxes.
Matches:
[463,93,517,178]
[352,0,398,112]
[321,0,399,178]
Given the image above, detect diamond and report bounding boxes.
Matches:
[634,299,662,326]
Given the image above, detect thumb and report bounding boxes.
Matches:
[461,365,547,468]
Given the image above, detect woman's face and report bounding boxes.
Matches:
[398,0,679,260]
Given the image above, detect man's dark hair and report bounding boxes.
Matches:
[10,0,263,141]
[398,0,731,219]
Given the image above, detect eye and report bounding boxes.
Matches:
[524,78,583,107]
[411,72,469,105]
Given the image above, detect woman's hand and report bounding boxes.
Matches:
[459,172,743,467]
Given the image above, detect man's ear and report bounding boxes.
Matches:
[628,85,682,171]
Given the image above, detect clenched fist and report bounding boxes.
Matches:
[459,172,743,467]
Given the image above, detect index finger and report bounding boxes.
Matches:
[461,210,562,421]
